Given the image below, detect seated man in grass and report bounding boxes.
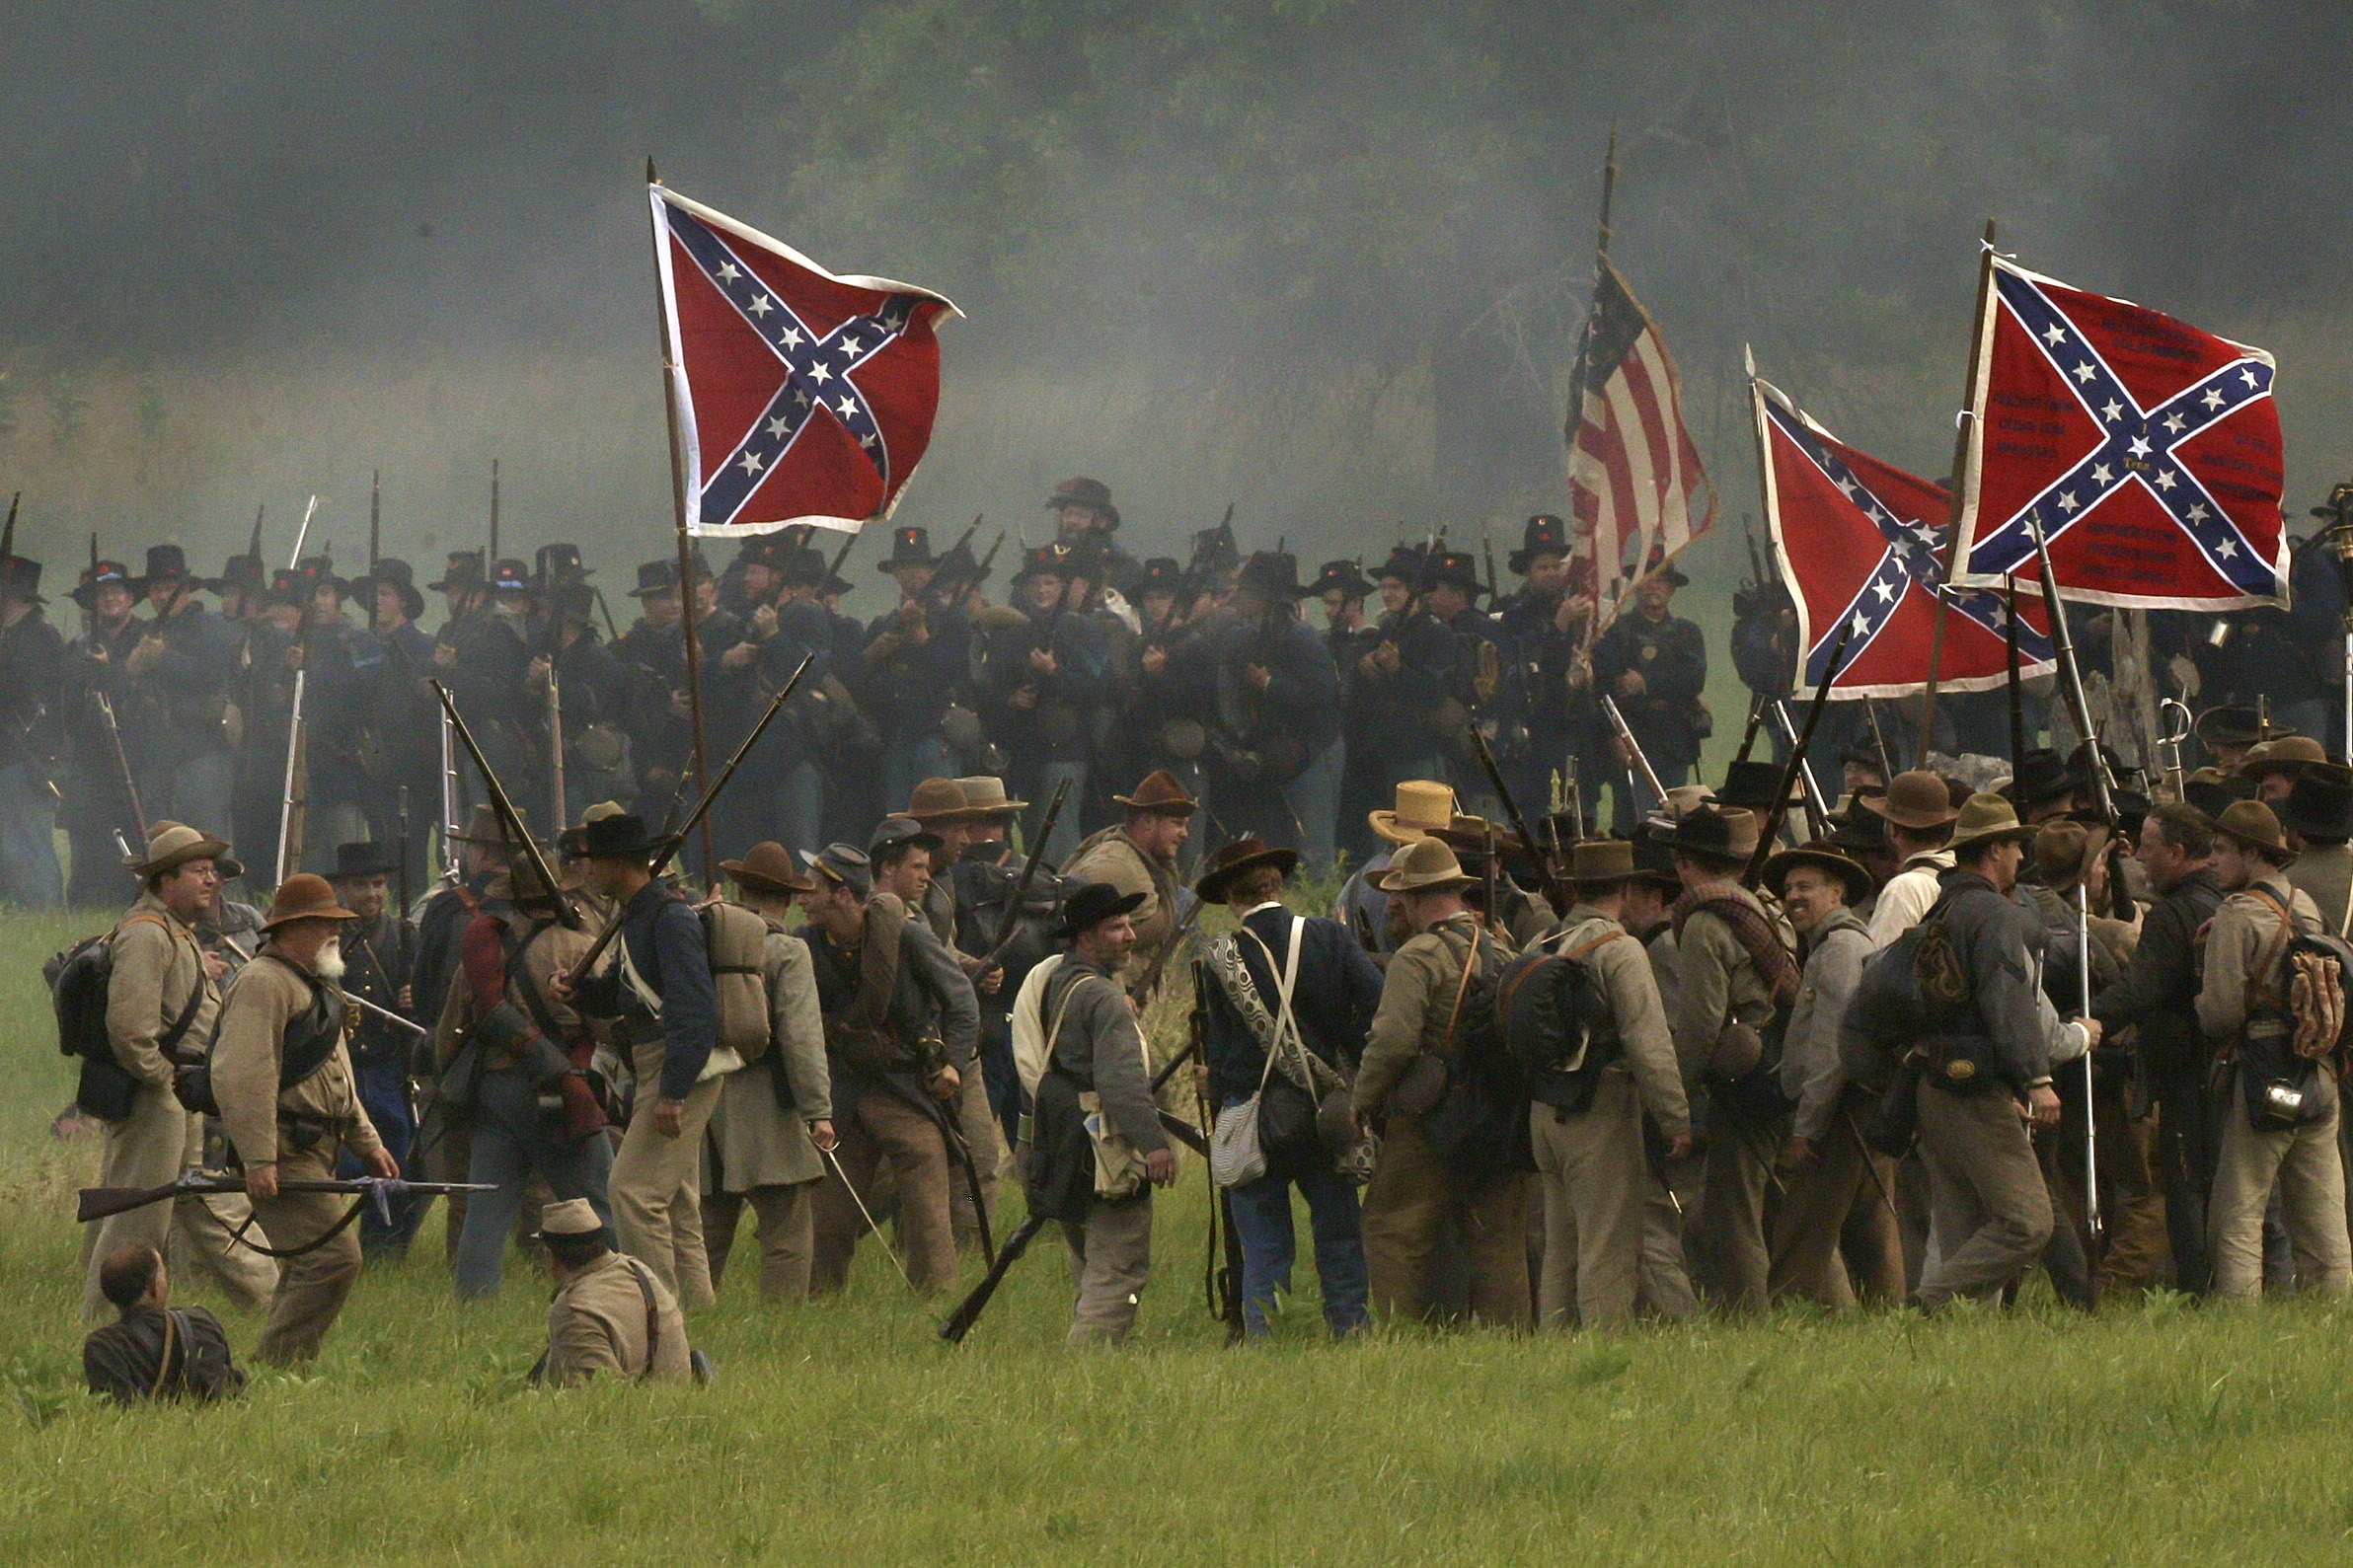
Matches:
[531,1199,694,1386]
[82,1243,246,1404]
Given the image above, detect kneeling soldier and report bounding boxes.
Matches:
[533,1198,692,1385]
[83,1243,246,1404]
[209,873,394,1365]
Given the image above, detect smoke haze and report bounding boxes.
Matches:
[4,0,2348,614]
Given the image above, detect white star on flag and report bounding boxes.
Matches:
[2163,411,2186,433]
[2217,539,2238,557]
[2127,435,2152,458]
[2092,464,2114,485]
[835,396,857,417]
[2042,324,2067,345]
[718,261,740,281]
[738,451,764,474]
[2157,470,2177,490]
[765,415,791,437]
[2059,492,2080,512]
[2074,362,2097,382]
[839,336,862,357]
[2188,503,2211,521]
[808,362,832,385]
[2101,400,2123,422]
[2203,388,2225,410]
[748,294,773,317]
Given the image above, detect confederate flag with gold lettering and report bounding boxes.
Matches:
[1946,254,2286,609]
[650,182,959,537]
[1755,372,2053,699]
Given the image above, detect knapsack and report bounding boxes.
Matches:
[700,902,773,1065]
[1480,935,1623,1112]
[49,916,205,1067]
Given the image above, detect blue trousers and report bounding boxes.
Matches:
[882,731,952,823]
[0,761,60,909]
[1281,736,1344,875]
[1222,1126,1369,1338]
[454,1069,616,1300]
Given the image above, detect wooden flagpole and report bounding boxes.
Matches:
[1917,217,1999,768]
[647,158,717,888]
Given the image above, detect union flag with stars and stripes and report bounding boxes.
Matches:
[650,182,959,537]
[1567,260,1715,630]
[1755,372,2054,699]
[1946,254,2286,609]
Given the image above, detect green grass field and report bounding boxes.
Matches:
[8,902,2353,1566]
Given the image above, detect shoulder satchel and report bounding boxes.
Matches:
[1207,922,1305,1190]
[1042,969,1151,1201]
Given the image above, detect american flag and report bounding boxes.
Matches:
[1754,373,2054,698]
[1567,260,1715,630]
[1946,254,2286,610]
[650,183,958,538]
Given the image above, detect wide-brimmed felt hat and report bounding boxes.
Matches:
[534,542,592,586]
[1369,780,1457,846]
[1306,559,1376,601]
[1235,550,1301,601]
[214,552,267,595]
[574,811,663,860]
[427,550,488,593]
[1189,521,1241,576]
[1761,845,1874,909]
[627,559,680,598]
[2031,820,2111,888]
[533,1197,602,1241]
[1865,770,1962,830]
[1717,759,1799,812]
[2239,735,2328,784]
[871,815,944,859]
[804,843,873,898]
[1047,477,1119,530]
[1508,513,1571,576]
[1822,799,1891,855]
[1057,880,1146,940]
[329,841,396,880]
[956,775,1027,817]
[1113,769,1197,817]
[71,560,135,609]
[1375,837,1475,893]
[133,822,231,878]
[1424,549,1484,597]
[1946,792,2038,854]
[447,802,534,848]
[1195,836,1300,903]
[351,558,426,622]
[1657,784,1717,821]
[1566,838,1635,885]
[879,525,939,574]
[2215,798,2296,862]
[722,840,816,896]
[905,777,978,824]
[1663,805,1760,864]
[2004,749,2083,807]
[2195,705,2274,750]
[1428,815,1526,858]
[261,872,358,931]
[2284,762,2353,843]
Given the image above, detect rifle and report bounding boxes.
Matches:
[2005,573,2026,790]
[78,1171,494,1227]
[1471,725,1566,910]
[1123,892,1205,1007]
[1481,519,1501,603]
[1743,617,1856,888]
[85,532,99,640]
[1864,698,1896,784]
[1600,694,1667,804]
[367,470,381,629]
[981,779,1071,964]
[396,784,413,920]
[438,705,463,884]
[546,664,568,834]
[564,652,815,985]
[430,681,578,929]
[1770,700,1831,837]
[274,495,323,885]
[825,524,860,582]
[93,692,146,843]
[1743,513,1767,591]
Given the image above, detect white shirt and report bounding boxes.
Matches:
[1865,850,1956,950]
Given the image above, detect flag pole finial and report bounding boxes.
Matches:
[646,157,660,187]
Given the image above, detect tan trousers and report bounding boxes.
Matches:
[1637,1161,1698,1319]
[1362,1113,1530,1328]
[2208,1080,2352,1298]
[706,1182,819,1303]
[1530,1071,1649,1328]
[948,1066,1001,1249]
[812,1086,958,1295]
[2087,1080,2170,1297]
[1062,1190,1154,1344]
[1699,1101,1787,1310]
[1914,1083,2053,1310]
[249,1148,363,1365]
[170,1193,279,1312]
[668,1173,715,1309]
[81,1081,192,1321]
[608,1040,721,1301]
[1770,1097,1904,1307]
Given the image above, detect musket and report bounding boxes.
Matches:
[1732,693,1768,766]
[350,990,428,1036]
[972,529,1006,581]
[488,457,500,566]
[396,784,413,920]
[1744,617,1856,888]
[1770,700,1831,837]
[1123,892,1205,1007]
[1472,725,1566,909]
[546,664,568,835]
[430,681,578,929]
[2005,574,2025,790]
[981,779,1071,964]
[274,495,323,885]
[1562,755,1585,840]
[1481,519,1501,603]
[564,652,816,985]
[1864,699,1896,784]
[825,524,861,581]
[590,585,622,641]
[78,1172,494,1227]
[93,692,146,842]
[438,706,462,884]
[1600,694,1667,803]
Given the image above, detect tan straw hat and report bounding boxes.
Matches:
[1369,781,1457,846]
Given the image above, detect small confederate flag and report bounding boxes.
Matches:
[1568,260,1715,630]
[1754,373,2053,698]
[650,182,959,537]
[1946,254,2286,609]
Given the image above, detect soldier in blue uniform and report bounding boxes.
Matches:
[1589,564,1708,832]
[62,559,144,905]
[1495,515,1594,824]
[120,545,240,861]
[0,535,62,906]
[1206,549,1342,870]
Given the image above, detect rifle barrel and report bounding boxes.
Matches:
[984,779,1071,960]
[431,682,577,929]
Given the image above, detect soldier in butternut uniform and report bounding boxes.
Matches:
[1062,769,1195,996]
[533,1198,692,1385]
[81,824,231,1322]
[209,873,394,1365]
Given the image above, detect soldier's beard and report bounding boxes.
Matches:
[315,941,345,983]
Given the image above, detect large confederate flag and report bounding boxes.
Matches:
[1754,373,2053,699]
[1946,254,2286,609]
[650,182,958,537]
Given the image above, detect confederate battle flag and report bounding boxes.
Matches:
[1946,253,2287,609]
[1754,371,2054,698]
[650,181,959,537]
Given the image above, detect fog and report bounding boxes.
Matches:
[4,0,2348,617]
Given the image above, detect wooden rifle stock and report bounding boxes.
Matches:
[430,682,578,929]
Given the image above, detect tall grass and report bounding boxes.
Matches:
[6,902,2353,1565]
